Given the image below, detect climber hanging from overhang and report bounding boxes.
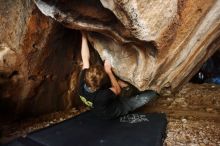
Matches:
[78,31,159,119]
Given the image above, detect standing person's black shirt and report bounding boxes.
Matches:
[78,69,122,119]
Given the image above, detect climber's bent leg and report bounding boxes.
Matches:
[119,90,159,115]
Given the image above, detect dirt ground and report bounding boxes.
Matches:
[0,83,220,145]
[140,83,220,146]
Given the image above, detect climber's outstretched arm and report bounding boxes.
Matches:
[81,32,90,69]
[104,60,121,95]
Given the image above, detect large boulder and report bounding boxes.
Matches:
[0,0,82,115]
[1,0,220,115]
[35,0,220,94]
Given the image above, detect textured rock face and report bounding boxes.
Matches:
[35,0,220,94]
[100,0,178,42]
[0,0,82,115]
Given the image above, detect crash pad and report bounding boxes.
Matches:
[4,111,167,146]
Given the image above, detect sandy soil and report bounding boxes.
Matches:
[140,83,220,146]
[0,83,220,145]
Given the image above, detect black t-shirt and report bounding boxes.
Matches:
[79,69,120,119]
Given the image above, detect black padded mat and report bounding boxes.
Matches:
[5,112,167,146]
[4,137,43,146]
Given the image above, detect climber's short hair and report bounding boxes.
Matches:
[85,64,109,92]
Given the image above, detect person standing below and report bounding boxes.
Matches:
[79,32,158,119]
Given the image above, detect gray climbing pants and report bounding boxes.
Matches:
[109,87,159,118]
